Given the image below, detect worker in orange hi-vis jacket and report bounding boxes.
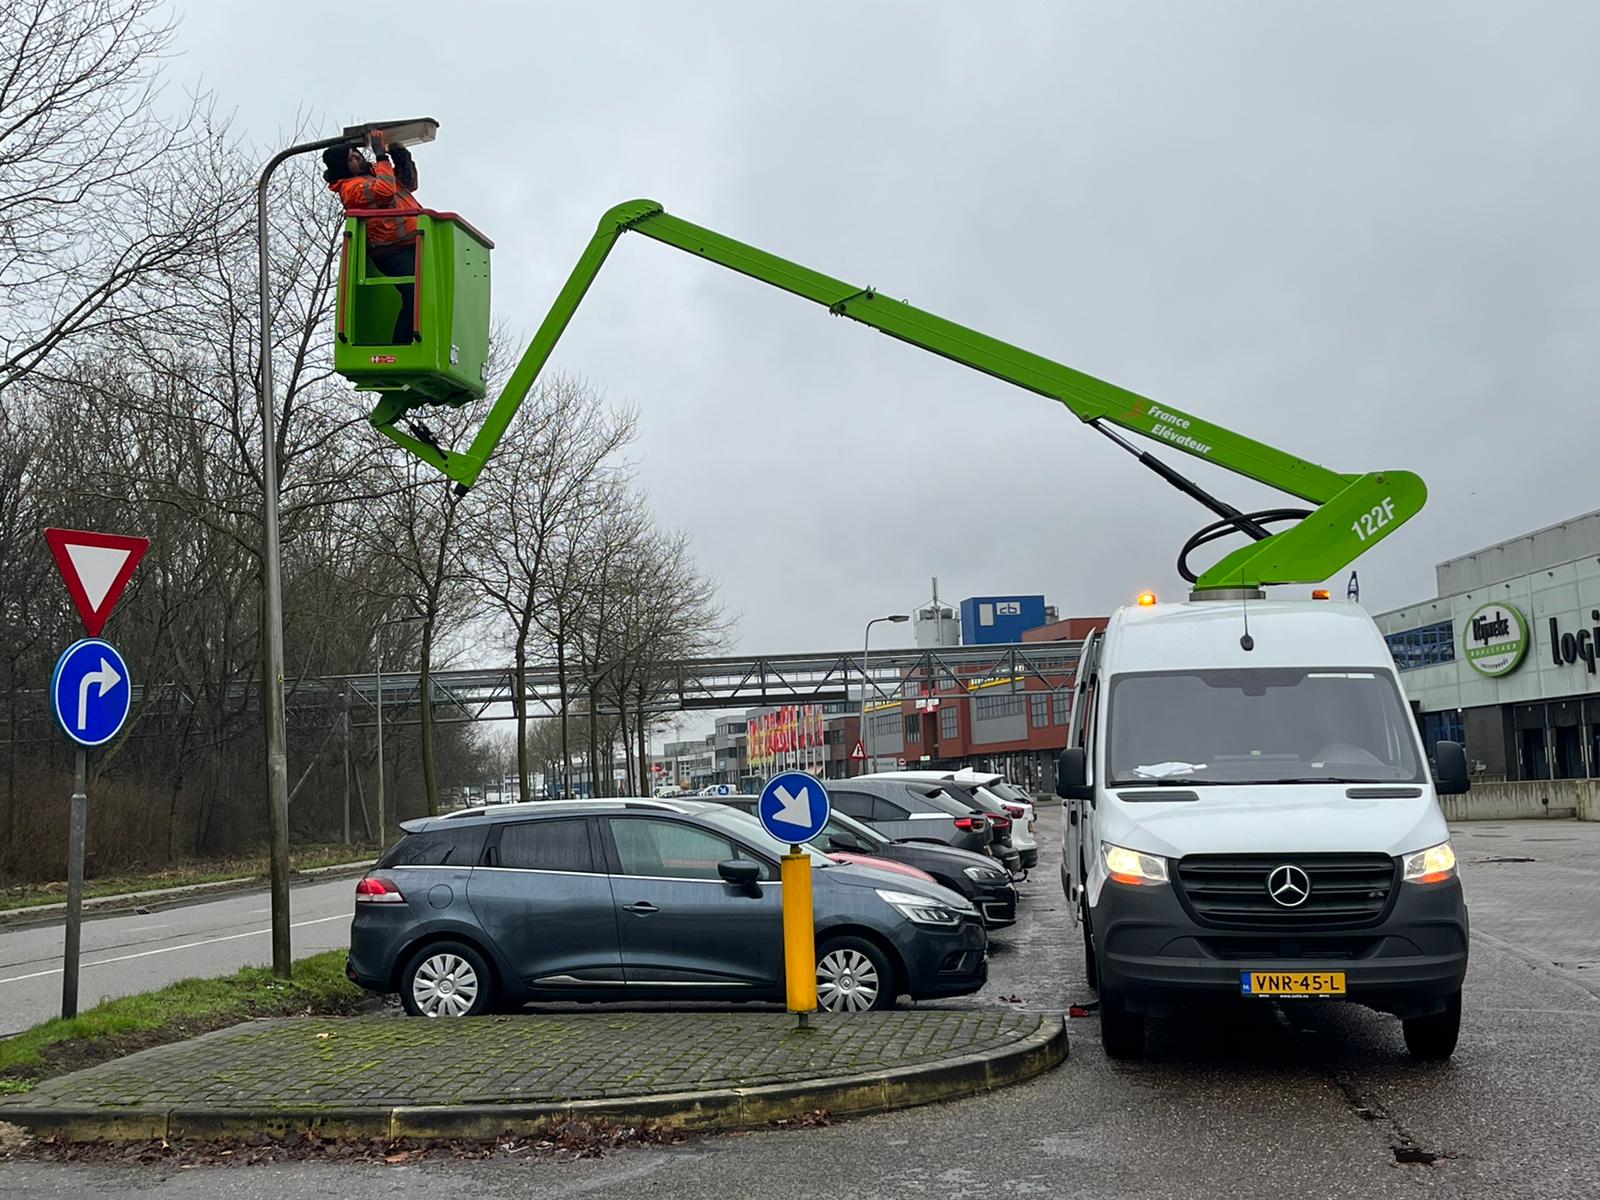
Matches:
[322,133,423,344]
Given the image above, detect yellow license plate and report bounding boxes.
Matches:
[1241,971,1346,998]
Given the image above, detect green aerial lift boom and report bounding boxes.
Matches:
[342,199,1424,592]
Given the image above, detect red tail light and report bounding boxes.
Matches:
[990,814,1012,832]
[1002,802,1027,818]
[953,816,986,832]
[355,875,406,904]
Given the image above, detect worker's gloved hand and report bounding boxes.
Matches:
[388,143,412,163]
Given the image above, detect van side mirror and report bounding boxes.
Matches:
[718,859,762,895]
[1056,748,1092,801]
[1434,741,1470,796]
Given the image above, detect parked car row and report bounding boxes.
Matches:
[711,796,1019,928]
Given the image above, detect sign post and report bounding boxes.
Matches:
[50,637,133,1018]
[63,750,86,1019]
[44,528,146,1020]
[757,770,832,1025]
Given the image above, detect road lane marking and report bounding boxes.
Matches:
[0,914,349,985]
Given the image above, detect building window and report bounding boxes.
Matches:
[975,693,1024,720]
[940,705,958,740]
[872,711,900,739]
[1030,693,1050,727]
[1385,620,1455,672]
[904,715,920,743]
[1052,689,1070,724]
[1418,710,1464,766]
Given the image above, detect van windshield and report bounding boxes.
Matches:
[1106,668,1425,786]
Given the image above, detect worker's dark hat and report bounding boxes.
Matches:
[322,143,357,183]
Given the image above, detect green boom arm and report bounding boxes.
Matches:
[375,199,1424,590]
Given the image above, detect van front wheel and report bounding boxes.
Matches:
[1402,991,1461,1060]
[1099,984,1145,1059]
[1081,898,1098,991]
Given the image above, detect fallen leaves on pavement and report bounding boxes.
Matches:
[0,1117,692,1167]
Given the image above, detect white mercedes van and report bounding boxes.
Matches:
[1057,595,1470,1060]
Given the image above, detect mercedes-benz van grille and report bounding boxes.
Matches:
[1174,854,1397,928]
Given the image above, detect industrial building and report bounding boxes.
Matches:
[1375,509,1600,781]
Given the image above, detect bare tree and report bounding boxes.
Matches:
[602,528,727,792]
[0,0,231,392]
[460,376,635,802]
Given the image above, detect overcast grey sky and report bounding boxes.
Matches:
[174,0,1600,660]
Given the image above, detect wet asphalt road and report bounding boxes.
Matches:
[0,878,356,1035]
[4,810,1599,1198]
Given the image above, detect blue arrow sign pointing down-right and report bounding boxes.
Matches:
[758,771,832,844]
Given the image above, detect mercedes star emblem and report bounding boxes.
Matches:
[1267,864,1311,908]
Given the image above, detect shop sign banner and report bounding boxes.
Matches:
[1463,602,1528,678]
[1548,610,1600,675]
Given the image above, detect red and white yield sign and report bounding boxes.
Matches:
[44,528,149,637]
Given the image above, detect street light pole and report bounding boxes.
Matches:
[255,118,437,977]
[256,135,342,978]
[375,646,385,848]
[861,615,910,776]
[374,613,425,847]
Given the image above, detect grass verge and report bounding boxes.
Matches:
[0,950,371,1093]
[0,844,380,912]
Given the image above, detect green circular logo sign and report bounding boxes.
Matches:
[1463,602,1528,677]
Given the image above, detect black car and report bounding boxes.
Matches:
[347,800,988,1016]
[935,780,1027,874]
[713,798,1018,928]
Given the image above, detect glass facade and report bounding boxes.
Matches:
[1385,620,1455,672]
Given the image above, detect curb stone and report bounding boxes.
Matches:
[6,1014,1067,1143]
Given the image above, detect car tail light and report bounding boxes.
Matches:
[1002,802,1027,818]
[355,875,406,904]
[953,815,986,832]
[989,814,1012,833]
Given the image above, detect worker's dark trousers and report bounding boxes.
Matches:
[368,243,416,344]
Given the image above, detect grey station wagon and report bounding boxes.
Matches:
[346,800,988,1016]
[825,779,995,854]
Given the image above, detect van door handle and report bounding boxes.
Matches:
[1069,809,1078,825]
[623,901,659,916]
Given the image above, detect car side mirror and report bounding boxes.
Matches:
[827,832,864,853]
[1056,748,1092,801]
[1434,740,1470,796]
[718,859,762,895]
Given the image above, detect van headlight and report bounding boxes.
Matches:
[1102,842,1169,886]
[1402,841,1457,884]
[877,888,965,926]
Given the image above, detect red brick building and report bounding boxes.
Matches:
[853,615,1106,791]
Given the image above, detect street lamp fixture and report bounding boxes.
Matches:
[255,118,438,977]
[861,614,910,776]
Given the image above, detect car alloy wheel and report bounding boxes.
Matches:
[412,952,481,1017]
[816,946,882,1012]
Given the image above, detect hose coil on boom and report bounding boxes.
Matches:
[1177,508,1312,584]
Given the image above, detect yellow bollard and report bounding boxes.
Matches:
[781,849,817,1014]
